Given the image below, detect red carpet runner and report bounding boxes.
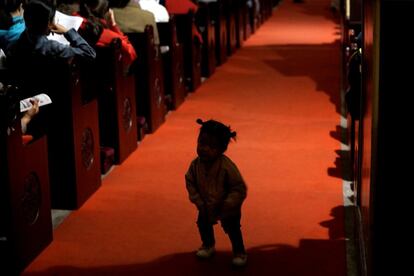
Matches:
[23,1,346,275]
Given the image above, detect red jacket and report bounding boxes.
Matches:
[165,0,198,14]
[76,15,137,67]
[164,0,202,43]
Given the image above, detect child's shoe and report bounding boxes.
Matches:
[232,253,247,267]
[195,246,215,259]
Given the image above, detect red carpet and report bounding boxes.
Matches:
[23,1,346,275]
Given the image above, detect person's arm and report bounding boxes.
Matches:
[221,161,247,215]
[185,161,205,209]
[45,23,96,60]
[96,27,137,67]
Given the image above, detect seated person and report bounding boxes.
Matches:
[6,0,96,63]
[6,0,96,140]
[0,81,39,144]
[164,0,202,44]
[110,0,160,46]
[138,0,169,23]
[0,0,25,50]
[75,0,137,70]
[164,0,198,14]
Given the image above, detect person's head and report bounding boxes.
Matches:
[23,0,56,35]
[0,0,25,29]
[196,118,236,162]
[80,0,109,18]
[107,0,129,9]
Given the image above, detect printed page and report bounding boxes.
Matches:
[20,94,52,112]
[47,11,83,45]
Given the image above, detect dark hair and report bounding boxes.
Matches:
[23,0,56,35]
[0,0,25,29]
[79,0,108,18]
[107,0,129,9]
[196,118,237,153]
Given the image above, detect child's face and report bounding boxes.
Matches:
[197,133,221,162]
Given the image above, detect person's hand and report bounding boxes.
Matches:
[50,22,68,35]
[21,98,39,134]
[25,98,39,118]
[105,9,117,27]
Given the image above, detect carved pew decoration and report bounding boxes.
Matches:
[93,38,138,164]
[157,16,187,110]
[127,26,167,134]
[0,84,52,274]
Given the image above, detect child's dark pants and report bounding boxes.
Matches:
[197,212,246,255]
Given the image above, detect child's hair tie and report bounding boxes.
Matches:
[196,118,204,125]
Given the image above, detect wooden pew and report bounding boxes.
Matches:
[242,0,252,40]
[196,2,217,78]
[210,1,228,65]
[10,57,102,210]
[127,26,167,134]
[0,85,52,274]
[175,12,202,92]
[234,0,245,48]
[225,0,238,55]
[157,17,187,110]
[93,39,138,164]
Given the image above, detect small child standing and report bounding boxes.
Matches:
[185,118,248,267]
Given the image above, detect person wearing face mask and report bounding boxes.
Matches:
[0,0,26,50]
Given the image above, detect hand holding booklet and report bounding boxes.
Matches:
[20,94,52,112]
[47,11,83,45]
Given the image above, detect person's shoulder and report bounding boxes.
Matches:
[190,156,200,165]
[220,155,239,169]
[186,157,200,172]
[139,9,157,22]
[222,154,236,164]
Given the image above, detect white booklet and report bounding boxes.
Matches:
[20,94,52,112]
[47,11,84,45]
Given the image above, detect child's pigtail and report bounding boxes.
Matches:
[196,118,204,125]
[230,130,237,141]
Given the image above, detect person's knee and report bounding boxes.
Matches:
[220,216,241,233]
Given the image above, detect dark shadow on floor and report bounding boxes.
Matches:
[250,41,342,114]
[293,0,342,25]
[23,238,346,276]
[20,204,349,276]
[327,149,352,182]
[330,125,349,145]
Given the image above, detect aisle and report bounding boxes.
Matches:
[23,1,346,275]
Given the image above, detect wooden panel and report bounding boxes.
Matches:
[210,1,228,65]
[127,26,167,133]
[362,1,414,275]
[175,13,202,92]
[94,40,138,164]
[10,57,102,210]
[0,90,52,273]
[196,2,217,77]
[225,0,237,55]
[157,18,187,110]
